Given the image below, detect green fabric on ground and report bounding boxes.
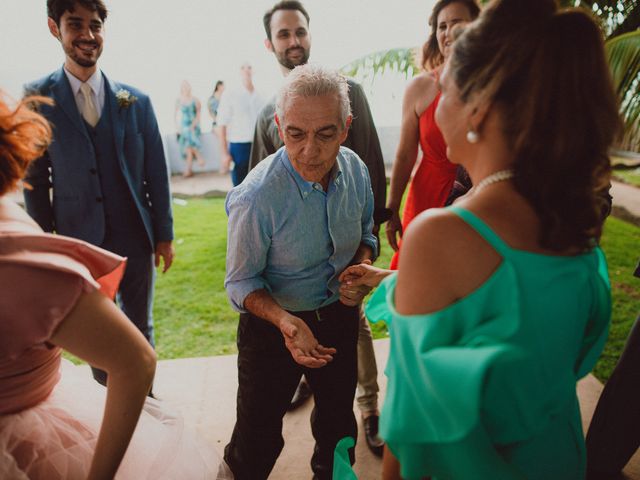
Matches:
[332,436,357,480]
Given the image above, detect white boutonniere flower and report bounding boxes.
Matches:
[115,89,137,108]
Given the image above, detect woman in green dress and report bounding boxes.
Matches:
[339,0,621,478]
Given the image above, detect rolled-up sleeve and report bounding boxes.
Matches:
[224,190,271,312]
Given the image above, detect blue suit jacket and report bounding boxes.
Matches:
[23,67,173,250]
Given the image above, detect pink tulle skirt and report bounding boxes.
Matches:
[0,361,233,479]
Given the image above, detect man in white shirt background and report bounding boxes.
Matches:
[217,63,264,186]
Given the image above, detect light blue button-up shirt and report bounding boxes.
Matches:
[225,146,377,312]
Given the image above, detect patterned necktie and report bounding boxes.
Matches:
[80,83,99,127]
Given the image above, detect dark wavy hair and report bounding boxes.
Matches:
[47,0,108,26]
[263,0,310,41]
[451,0,622,251]
[0,94,52,196]
[421,0,480,71]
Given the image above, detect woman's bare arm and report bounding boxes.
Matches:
[50,290,156,480]
[194,99,201,129]
[386,73,439,251]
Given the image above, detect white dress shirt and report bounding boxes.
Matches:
[64,68,105,119]
[216,86,264,143]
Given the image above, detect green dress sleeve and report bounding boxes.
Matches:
[365,251,609,480]
[575,247,611,378]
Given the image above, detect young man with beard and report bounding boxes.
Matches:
[24,0,174,387]
[248,0,388,457]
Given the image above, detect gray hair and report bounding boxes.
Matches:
[275,64,351,128]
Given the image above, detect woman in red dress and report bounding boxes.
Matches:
[387,0,480,269]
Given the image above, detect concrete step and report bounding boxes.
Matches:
[137,339,640,479]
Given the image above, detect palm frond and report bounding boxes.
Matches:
[606,30,640,151]
[563,0,640,38]
[340,47,419,80]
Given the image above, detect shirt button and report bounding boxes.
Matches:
[96,197,103,203]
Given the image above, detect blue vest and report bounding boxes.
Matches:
[84,99,150,256]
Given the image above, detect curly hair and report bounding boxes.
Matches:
[421,0,480,71]
[0,94,52,196]
[47,0,108,25]
[450,0,622,251]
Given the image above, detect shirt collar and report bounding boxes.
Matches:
[64,67,104,97]
[279,148,344,200]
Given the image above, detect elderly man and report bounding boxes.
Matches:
[252,1,387,455]
[224,64,376,480]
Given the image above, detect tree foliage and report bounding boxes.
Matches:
[341,0,640,151]
[566,0,639,38]
[606,29,640,150]
[341,47,419,80]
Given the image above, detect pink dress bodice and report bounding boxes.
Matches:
[0,200,232,479]
[0,347,62,415]
[0,212,125,414]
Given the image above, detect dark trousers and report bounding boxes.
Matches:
[224,301,359,480]
[230,142,252,186]
[91,253,156,385]
[587,313,640,475]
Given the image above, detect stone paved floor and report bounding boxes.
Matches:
[142,339,640,479]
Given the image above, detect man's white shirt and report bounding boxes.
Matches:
[64,67,105,118]
[217,86,264,143]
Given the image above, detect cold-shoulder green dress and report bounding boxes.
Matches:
[366,206,610,480]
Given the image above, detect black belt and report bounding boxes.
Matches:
[290,300,346,322]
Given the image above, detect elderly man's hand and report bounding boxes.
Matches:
[279,314,336,368]
[338,283,372,307]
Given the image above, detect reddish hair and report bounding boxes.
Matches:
[0,94,52,196]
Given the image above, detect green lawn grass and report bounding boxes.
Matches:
[152,197,639,383]
[592,216,640,380]
[611,154,640,187]
[153,198,237,358]
[613,168,640,188]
